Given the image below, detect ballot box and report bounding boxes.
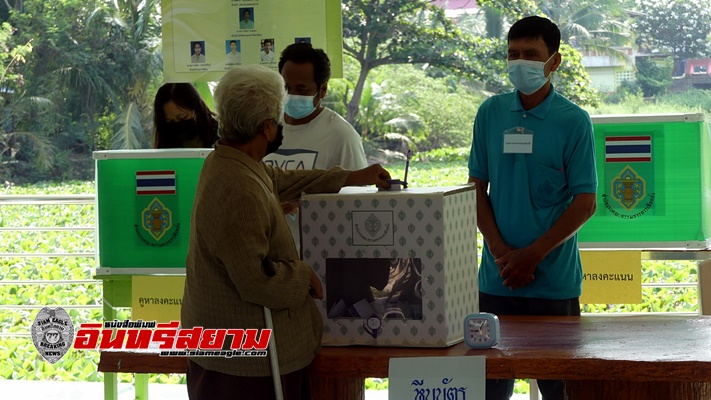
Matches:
[300,185,478,347]
[578,113,711,249]
[93,149,211,275]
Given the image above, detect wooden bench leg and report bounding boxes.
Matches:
[311,376,365,400]
[565,380,711,400]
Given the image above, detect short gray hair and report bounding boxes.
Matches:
[214,65,285,143]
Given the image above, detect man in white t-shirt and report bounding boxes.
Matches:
[263,43,368,253]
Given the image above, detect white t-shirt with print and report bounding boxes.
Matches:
[263,107,368,253]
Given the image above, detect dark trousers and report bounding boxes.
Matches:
[479,292,581,400]
[187,360,312,400]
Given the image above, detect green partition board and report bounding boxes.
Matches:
[579,114,711,246]
[702,120,711,241]
[95,151,207,274]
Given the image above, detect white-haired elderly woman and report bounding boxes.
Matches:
[180,65,391,400]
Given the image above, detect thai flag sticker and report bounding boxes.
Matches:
[605,136,652,163]
[136,170,176,195]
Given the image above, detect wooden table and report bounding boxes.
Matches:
[99,315,711,400]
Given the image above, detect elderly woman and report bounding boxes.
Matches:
[180,65,391,400]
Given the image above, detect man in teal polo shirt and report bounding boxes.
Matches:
[468,16,597,400]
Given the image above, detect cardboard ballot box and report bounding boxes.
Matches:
[93,149,211,275]
[578,113,711,249]
[300,185,478,347]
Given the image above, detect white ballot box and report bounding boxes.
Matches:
[300,185,478,347]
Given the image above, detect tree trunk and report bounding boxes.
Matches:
[345,61,371,127]
[88,96,97,152]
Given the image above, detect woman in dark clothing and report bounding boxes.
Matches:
[153,83,219,148]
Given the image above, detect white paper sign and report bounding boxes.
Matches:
[389,356,486,400]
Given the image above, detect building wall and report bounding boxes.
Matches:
[614,67,636,88]
[586,67,617,94]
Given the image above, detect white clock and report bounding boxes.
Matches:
[464,312,501,349]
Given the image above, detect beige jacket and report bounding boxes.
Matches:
[181,142,349,376]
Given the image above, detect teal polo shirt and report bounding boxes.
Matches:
[468,86,597,299]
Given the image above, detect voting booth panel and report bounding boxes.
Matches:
[93,149,211,275]
[301,185,478,347]
[579,113,711,249]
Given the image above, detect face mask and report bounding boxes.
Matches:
[163,119,198,143]
[283,92,320,119]
[265,123,284,155]
[507,52,556,95]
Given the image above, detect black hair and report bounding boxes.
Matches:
[278,43,331,87]
[508,16,561,56]
[153,83,218,148]
[229,40,237,45]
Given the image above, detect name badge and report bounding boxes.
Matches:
[503,133,533,154]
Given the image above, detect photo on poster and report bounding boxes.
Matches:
[239,7,254,30]
[261,38,276,62]
[326,258,423,320]
[225,40,241,64]
[295,37,311,44]
[190,41,206,63]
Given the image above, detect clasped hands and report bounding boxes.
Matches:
[492,244,544,290]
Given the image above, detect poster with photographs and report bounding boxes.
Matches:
[161,0,343,82]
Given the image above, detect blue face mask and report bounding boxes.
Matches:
[507,52,556,95]
[284,92,320,119]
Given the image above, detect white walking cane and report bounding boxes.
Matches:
[263,307,284,400]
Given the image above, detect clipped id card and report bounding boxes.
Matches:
[503,126,533,154]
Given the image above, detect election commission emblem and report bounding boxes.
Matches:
[141,198,173,241]
[31,307,75,364]
[364,213,382,237]
[352,210,394,246]
[611,166,646,210]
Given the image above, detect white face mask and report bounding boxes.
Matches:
[507,52,557,95]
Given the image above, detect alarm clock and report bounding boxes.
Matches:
[464,312,501,349]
